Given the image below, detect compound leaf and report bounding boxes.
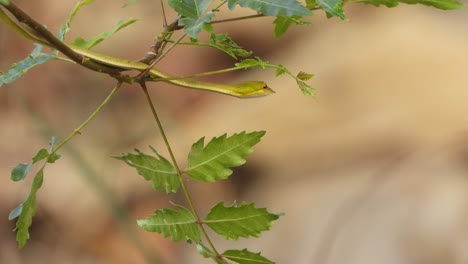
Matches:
[205,201,281,240]
[186,131,265,182]
[227,0,313,17]
[223,249,274,264]
[137,205,200,242]
[114,149,178,193]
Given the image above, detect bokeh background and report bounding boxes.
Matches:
[1,1,468,263]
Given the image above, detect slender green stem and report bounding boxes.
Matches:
[145,65,247,82]
[139,82,221,258]
[50,82,122,155]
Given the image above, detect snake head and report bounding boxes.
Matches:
[238,81,275,98]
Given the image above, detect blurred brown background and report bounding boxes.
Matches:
[1,1,468,263]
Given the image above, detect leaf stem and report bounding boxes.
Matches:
[139,82,221,258]
[50,81,122,155]
[209,13,265,24]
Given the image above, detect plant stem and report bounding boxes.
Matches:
[0,2,120,75]
[51,82,122,155]
[139,82,222,258]
[209,13,265,24]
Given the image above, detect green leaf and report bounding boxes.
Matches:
[47,152,61,163]
[11,163,32,181]
[210,33,252,59]
[137,205,200,242]
[227,0,313,17]
[15,168,44,248]
[32,149,49,164]
[71,19,138,49]
[0,45,55,87]
[168,0,215,37]
[205,201,281,240]
[273,15,312,38]
[58,0,94,41]
[317,0,346,19]
[186,131,265,182]
[114,148,178,193]
[223,249,274,264]
[356,0,464,9]
[0,0,10,5]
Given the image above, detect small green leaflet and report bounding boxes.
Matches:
[223,249,274,264]
[14,169,44,248]
[205,202,282,240]
[11,147,58,182]
[11,163,32,182]
[58,0,94,41]
[0,0,10,4]
[137,205,200,242]
[71,19,138,49]
[186,131,265,182]
[210,33,252,59]
[114,148,178,193]
[227,0,313,17]
[317,0,346,19]
[273,15,312,38]
[356,0,464,9]
[168,0,215,38]
[0,45,55,87]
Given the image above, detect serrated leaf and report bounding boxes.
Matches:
[223,249,274,264]
[11,163,32,181]
[32,149,49,164]
[168,0,215,37]
[0,45,55,87]
[58,0,94,41]
[205,201,281,240]
[297,79,314,96]
[15,168,44,248]
[317,0,346,19]
[180,12,215,38]
[297,71,314,81]
[227,0,313,17]
[186,131,265,182]
[8,204,23,221]
[210,33,252,59]
[71,19,138,49]
[273,15,312,38]
[137,205,200,242]
[357,0,464,9]
[114,149,178,193]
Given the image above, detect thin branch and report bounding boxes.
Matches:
[1,2,121,75]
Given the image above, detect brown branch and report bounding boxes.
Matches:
[1,2,121,75]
